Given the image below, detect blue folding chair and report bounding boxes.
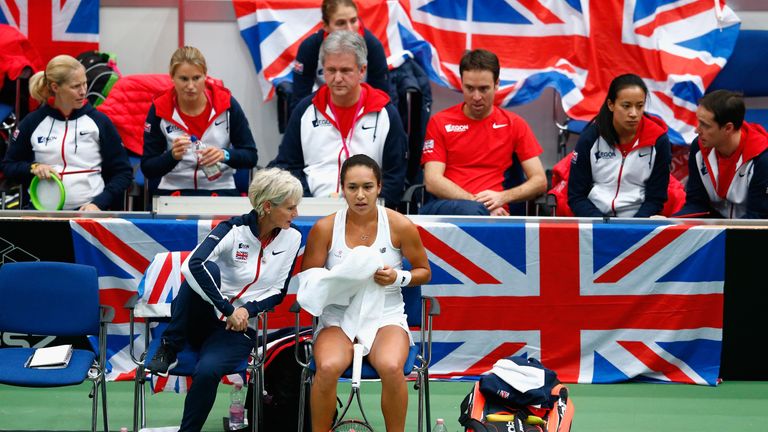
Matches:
[127,251,269,432]
[0,261,113,432]
[291,286,440,432]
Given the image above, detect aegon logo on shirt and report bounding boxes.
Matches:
[312,118,332,128]
[594,150,616,161]
[36,136,58,144]
[444,124,469,133]
[165,124,182,134]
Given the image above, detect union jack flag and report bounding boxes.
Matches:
[234,0,444,98]
[70,219,216,385]
[421,222,724,385]
[0,0,99,65]
[235,0,740,145]
[70,218,724,386]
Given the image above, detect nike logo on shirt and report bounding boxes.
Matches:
[492,123,508,129]
[638,152,650,158]
[215,120,225,126]
[361,124,375,130]
[271,250,285,255]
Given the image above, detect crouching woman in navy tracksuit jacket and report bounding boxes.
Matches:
[145,168,303,431]
[2,54,132,210]
[568,73,671,218]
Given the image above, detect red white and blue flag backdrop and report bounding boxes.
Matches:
[0,0,99,66]
[234,0,740,145]
[71,218,725,387]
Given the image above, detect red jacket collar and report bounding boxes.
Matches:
[739,122,768,162]
[153,78,231,121]
[700,121,768,163]
[312,82,390,116]
[635,114,668,148]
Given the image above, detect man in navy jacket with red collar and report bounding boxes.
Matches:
[675,90,768,219]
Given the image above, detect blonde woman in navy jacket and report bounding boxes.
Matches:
[2,55,132,210]
[142,46,258,196]
[145,168,303,431]
[568,74,671,217]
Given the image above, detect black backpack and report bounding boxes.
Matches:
[244,327,312,431]
[76,50,121,107]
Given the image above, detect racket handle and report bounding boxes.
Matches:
[351,343,363,388]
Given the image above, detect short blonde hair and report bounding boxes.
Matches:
[169,46,207,77]
[29,55,84,102]
[248,168,303,218]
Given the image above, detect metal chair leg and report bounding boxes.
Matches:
[297,365,312,432]
[101,377,109,432]
[133,366,145,432]
[424,368,431,431]
[91,380,98,432]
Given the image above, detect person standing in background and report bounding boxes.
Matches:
[289,0,389,118]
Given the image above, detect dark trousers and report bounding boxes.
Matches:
[419,198,526,216]
[419,199,491,216]
[160,261,255,432]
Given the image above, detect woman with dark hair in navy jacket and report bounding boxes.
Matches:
[568,73,671,217]
[289,0,389,117]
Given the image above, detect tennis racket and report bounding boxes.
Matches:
[331,343,374,432]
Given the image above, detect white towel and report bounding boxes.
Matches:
[293,246,385,354]
[490,358,545,393]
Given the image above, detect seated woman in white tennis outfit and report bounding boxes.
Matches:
[300,154,431,432]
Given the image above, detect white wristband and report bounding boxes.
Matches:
[394,269,412,287]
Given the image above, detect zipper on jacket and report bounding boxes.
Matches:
[218,247,265,321]
[610,155,626,216]
[60,118,69,173]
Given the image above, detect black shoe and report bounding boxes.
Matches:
[146,343,178,376]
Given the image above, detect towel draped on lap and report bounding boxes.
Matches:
[293,246,385,354]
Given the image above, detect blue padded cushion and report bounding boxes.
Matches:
[0,103,11,121]
[145,337,248,377]
[0,262,100,336]
[309,344,420,379]
[566,119,588,134]
[129,155,144,188]
[0,348,95,387]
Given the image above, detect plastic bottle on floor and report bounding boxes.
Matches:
[228,383,245,429]
[432,418,448,432]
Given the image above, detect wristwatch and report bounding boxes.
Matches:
[222,149,230,162]
[30,163,39,173]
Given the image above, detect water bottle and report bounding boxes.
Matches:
[432,418,448,432]
[191,135,222,181]
[228,383,245,429]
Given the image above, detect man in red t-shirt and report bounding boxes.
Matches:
[420,49,546,216]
